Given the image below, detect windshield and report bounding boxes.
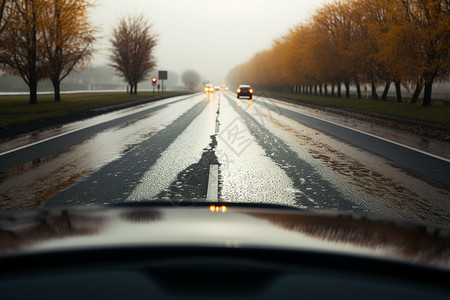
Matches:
[0,0,449,253]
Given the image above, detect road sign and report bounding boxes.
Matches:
[158,71,168,95]
[158,71,168,80]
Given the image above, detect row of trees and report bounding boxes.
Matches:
[0,0,96,103]
[227,0,449,106]
[1,1,159,102]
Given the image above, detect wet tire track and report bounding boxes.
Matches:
[223,93,362,211]
[46,99,208,206]
[155,135,220,203]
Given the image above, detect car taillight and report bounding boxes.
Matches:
[249,89,253,93]
[237,88,241,93]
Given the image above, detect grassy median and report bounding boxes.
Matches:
[262,91,450,124]
[0,91,184,128]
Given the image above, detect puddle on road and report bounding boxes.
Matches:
[258,110,450,225]
[0,116,161,210]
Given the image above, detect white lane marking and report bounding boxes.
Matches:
[215,119,220,133]
[0,94,199,157]
[0,127,94,157]
[206,164,219,202]
[259,96,450,163]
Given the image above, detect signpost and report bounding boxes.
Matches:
[158,71,168,95]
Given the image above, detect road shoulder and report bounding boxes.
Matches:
[269,97,450,160]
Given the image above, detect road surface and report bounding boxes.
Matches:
[0,91,449,224]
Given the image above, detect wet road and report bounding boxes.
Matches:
[1,92,449,224]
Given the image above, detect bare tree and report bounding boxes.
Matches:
[41,0,96,102]
[109,14,157,95]
[181,70,201,90]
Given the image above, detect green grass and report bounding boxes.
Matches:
[0,91,185,128]
[263,91,450,124]
[1,90,449,129]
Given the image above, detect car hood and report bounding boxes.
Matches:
[1,203,449,269]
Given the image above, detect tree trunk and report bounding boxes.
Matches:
[394,81,402,103]
[29,9,38,105]
[381,82,390,101]
[371,82,378,100]
[344,82,350,98]
[411,81,423,104]
[331,85,335,97]
[319,84,323,96]
[29,80,38,105]
[52,78,61,102]
[324,84,328,96]
[129,83,134,95]
[422,81,433,107]
[356,83,362,99]
[134,83,138,94]
[337,84,341,98]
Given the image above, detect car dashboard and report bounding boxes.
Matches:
[0,203,449,299]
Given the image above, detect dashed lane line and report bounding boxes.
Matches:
[206,164,219,202]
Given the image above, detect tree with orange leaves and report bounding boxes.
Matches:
[0,0,46,104]
[0,0,96,104]
[227,0,449,107]
[400,0,450,106]
[41,0,96,102]
[313,0,360,98]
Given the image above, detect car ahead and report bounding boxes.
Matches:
[237,85,253,99]
[204,84,214,93]
[0,202,449,299]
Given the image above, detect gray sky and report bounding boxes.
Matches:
[91,0,330,85]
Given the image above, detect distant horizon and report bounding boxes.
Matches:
[90,0,331,84]
[2,64,449,100]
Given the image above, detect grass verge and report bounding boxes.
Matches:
[0,91,184,128]
[262,91,450,124]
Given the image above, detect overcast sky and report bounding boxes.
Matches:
[91,0,330,85]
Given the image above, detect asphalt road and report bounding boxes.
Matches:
[1,91,449,224]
